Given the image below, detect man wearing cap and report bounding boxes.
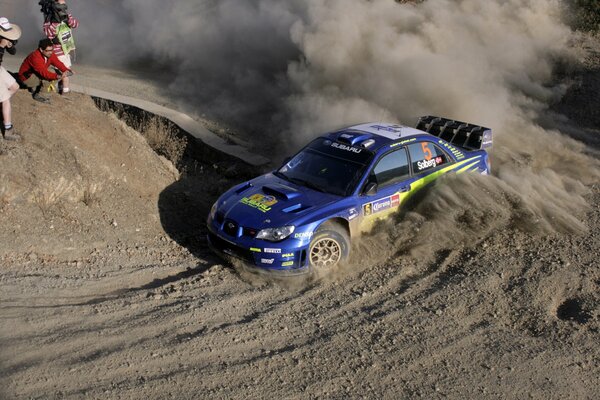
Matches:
[0,17,21,141]
[18,39,72,104]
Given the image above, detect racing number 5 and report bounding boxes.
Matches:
[421,142,433,161]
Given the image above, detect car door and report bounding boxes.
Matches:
[358,147,415,233]
[405,140,452,191]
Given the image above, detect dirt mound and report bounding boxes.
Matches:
[0,92,183,261]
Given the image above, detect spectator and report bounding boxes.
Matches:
[0,17,21,141]
[18,39,72,104]
[40,0,78,94]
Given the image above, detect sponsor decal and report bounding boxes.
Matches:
[282,261,294,267]
[282,253,294,258]
[294,232,314,239]
[348,208,358,220]
[370,124,402,133]
[390,138,417,148]
[261,258,275,264]
[264,248,281,254]
[331,142,362,154]
[249,247,261,253]
[339,133,353,139]
[240,194,278,213]
[417,157,443,170]
[372,197,392,213]
[364,194,401,215]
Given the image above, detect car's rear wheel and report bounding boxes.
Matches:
[308,222,350,273]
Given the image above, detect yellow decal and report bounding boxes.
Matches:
[457,161,480,173]
[240,193,278,213]
[438,139,465,160]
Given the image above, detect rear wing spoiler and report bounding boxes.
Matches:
[415,116,492,150]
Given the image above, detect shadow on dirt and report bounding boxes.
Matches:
[156,159,261,261]
[92,97,268,261]
[0,264,212,309]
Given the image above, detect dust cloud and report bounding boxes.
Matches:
[5,0,598,271]
[283,0,598,273]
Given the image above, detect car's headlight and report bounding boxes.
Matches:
[209,201,218,221]
[255,226,295,242]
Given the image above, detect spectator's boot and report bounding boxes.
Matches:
[2,126,21,141]
[33,93,50,103]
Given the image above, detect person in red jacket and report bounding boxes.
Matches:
[18,38,71,103]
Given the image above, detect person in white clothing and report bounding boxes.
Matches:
[0,17,21,141]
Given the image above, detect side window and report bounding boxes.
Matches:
[408,142,449,173]
[369,148,410,188]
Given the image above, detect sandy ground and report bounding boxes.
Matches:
[1,40,599,400]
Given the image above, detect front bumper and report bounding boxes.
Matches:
[206,230,310,276]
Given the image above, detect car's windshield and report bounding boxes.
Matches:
[276,138,374,196]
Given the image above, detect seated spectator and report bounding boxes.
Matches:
[18,38,72,103]
[0,17,21,141]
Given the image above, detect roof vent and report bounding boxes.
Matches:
[336,131,373,146]
[359,139,375,148]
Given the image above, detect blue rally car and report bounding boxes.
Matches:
[207,116,492,275]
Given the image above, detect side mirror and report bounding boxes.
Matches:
[364,182,378,196]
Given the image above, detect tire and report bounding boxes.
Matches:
[308,222,350,273]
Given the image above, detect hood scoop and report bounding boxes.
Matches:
[262,184,301,200]
[282,203,311,213]
[234,182,253,194]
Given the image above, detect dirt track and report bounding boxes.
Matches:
[0,88,598,399]
[1,29,600,400]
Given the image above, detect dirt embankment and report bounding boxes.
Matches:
[0,59,599,399]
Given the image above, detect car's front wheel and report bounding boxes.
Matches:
[308,222,350,274]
